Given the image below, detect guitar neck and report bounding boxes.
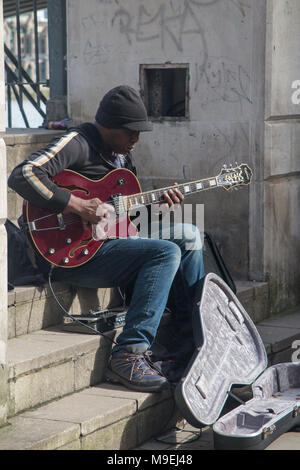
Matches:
[125,175,219,210]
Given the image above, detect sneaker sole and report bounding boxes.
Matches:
[105,368,170,393]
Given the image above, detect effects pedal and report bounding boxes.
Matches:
[63,307,127,334]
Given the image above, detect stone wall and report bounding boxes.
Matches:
[264,0,300,313]
[0,0,8,426]
[67,0,266,281]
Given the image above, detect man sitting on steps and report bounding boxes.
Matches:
[8,85,205,393]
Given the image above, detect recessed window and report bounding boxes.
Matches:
[140,64,189,120]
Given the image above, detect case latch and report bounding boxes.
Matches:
[293,405,300,417]
[262,424,276,440]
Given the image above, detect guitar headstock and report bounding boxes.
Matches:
[217,163,253,191]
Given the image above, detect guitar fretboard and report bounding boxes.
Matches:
[125,177,218,210]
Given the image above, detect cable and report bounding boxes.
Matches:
[47,267,117,345]
[154,418,202,445]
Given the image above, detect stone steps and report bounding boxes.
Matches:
[8,279,269,340]
[6,280,270,418]
[8,283,123,339]
[7,327,115,417]
[2,305,300,450]
[0,279,268,446]
[0,384,176,450]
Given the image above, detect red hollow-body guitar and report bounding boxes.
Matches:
[23,164,252,268]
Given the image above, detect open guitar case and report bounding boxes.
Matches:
[175,273,300,450]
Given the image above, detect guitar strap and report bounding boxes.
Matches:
[70,122,137,175]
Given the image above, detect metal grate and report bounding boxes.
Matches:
[3,0,47,18]
[4,0,49,128]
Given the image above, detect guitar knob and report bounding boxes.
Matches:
[48,248,56,255]
[62,257,70,264]
[81,249,89,256]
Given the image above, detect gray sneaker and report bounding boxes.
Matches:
[106,346,169,392]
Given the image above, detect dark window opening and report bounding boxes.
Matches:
[140,64,189,120]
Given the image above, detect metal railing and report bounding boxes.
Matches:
[4,0,48,128]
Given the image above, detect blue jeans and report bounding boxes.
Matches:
[50,223,205,352]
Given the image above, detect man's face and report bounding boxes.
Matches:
[107,128,140,154]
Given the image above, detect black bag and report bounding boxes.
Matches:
[203,231,236,294]
[5,219,45,291]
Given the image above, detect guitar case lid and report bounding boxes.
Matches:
[175,273,268,428]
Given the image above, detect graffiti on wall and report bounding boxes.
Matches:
[81,0,251,107]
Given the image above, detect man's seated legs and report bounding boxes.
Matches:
[50,224,204,391]
[51,236,181,391]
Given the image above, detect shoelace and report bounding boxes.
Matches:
[125,351,156,381]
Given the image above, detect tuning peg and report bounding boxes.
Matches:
[222,164,227,169]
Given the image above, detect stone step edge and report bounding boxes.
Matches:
[8,282,122,339]
[8,279,267,307]
[256,306,300,361]
[0,383,177,450]
[7,326,115,379]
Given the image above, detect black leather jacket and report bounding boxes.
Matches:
[8,122,136,213]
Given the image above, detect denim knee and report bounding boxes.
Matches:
[175,223,202,251]
[157,239,182,268]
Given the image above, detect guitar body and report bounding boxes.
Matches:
[24,169,141,268]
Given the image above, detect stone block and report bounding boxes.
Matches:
[22,388,137,437]
[81,414,138,450]
[236,281,270,324]
[70,286,122,315]
[256,324,300,354]
[9,361,75,416]
[46,96,68,124]
[57,439,81,450]
[265,432,300,451]
[7,305,16,340]
[74,345,112,390]
[137,398,177,445]
[268,347,295,365]
[265,0,300,118]
[7,282,120,339]
[0,416,80,450]
[259,308,300,329]
[86,383,173,412]
[6,328,116,416]
[7,329,103,379]
[14,294,65,337]
[264,177,300,313]
[265,122,300,179]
